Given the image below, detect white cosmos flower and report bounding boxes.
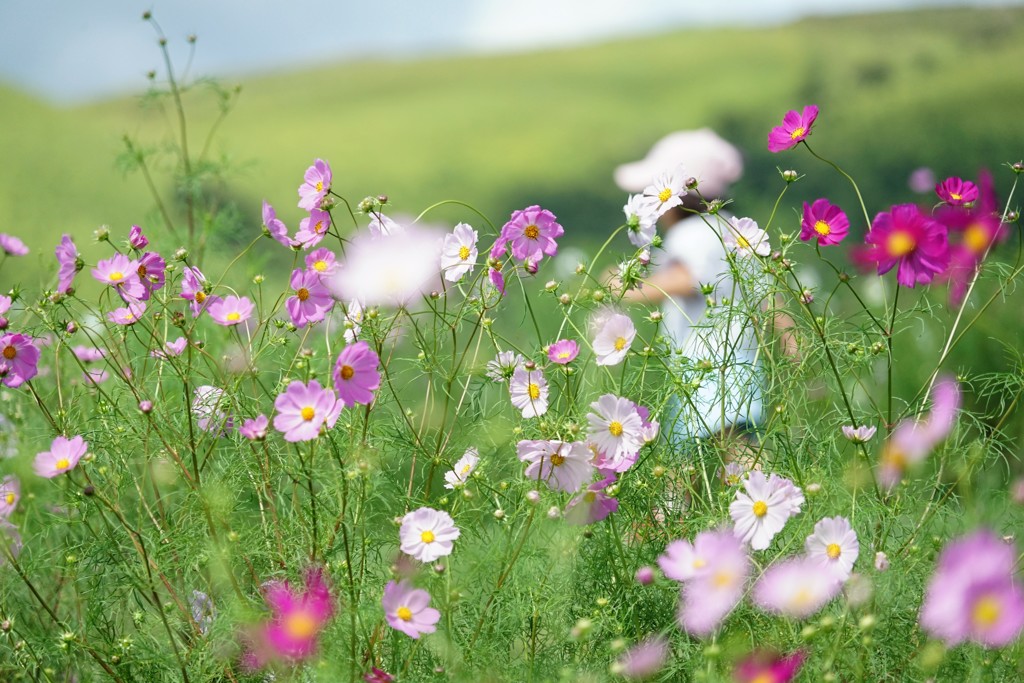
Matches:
[805,515,859,582]
[586,394,644,468]
[723,216,771,257]
[342,299,364,344]
[509,366,548,418]
[642,166,688,217]
[444,447,479,490]
[330,226,441,307]
[399,507,460,563]
[592,312,636,366]
[486,350,524,382]
[729,471,803,551]
[623,194,659,248]
[440,223,479,282]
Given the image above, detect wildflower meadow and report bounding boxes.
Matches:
[2,23,1024,683]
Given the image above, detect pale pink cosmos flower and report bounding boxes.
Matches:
[287,268,333,328]
[382,579,441,639]
[724,217,771,257]
[592,311,635,366]
[341,299,364,344]
[273,380,341,443]
[0,234,28,256]
[83,368,110,385]
[509,366,548,418]
[333,341,381,408]
[305,248,339,280]
[642,167,687,218]
[444,447,479,490]
[805,516,859,582]
[841,425,877,444]
[0,475,19,519]
[72,346,106,363]
[753,556,842,619]
[193,385,234,435]
[635,403,660,444]
[93,254,146,302]
[263,200,297,248]
[297,158,332,211]
[34,435,88,478]
[295,209,331,249]
[151,337,188,359]
[330,225,441,307]
[659,529,745,584]
[55,234,79,294]
[547,339,579,365]
[0,333,40,388]
[107,302,146,326]
[239,415,269,441]
[440,223,479,282]
[875,552,890,572]
[909,167,937,193]
[399,507,459,563]
[878,375,960,490]
[677,529,750,636]
[615,636,668,680]
[730,472,804,550]
[208,295,254,327]
[623,194,659,248]
[517,439,594,494]
[586,394,644,470]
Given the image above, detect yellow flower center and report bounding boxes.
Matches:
[972,595,1001,628]
[557,351,570,359]
[421,530,435,543]
[226,312,241,322]
[396,606,413,621]
[297,287,310,302]
[313,260,328,272]
[752,500,768,517]
[814,220,831,236]
[549,453,565,466]
[882,445,907,469]
[458,245,471,261]
[614,336,627,351]
[950,192,962,201]
[283,611,318,640]
[887,231,916,257]
[461,464,472,474]
[692,558,706,569]
[301,406,316,421]
[2,346,15,360]
[712,570,733,588]
[195,291,207,303]
[56,458,70,470]
[608,421,623,437]
[657,188,673,203]
[523,224,540,239]
[4,492,14,505]
[736,235,751,249]
[314,220,326,234]
[826,543,842,559]
[109,271,124,282]
[315,180,324,193]
[964,223,989,253]
[751,674,774,683]
[790,126,806,140]
[339,365,355,380]
[527,382,541,400]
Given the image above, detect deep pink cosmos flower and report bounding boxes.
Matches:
[239,415,269,441]
[920,529,1024,648]
[245,567,335,668]
[382,579,441,639]
[363,668,395,683]
[0,234,28,256]
[333,341,381,408]
[494,205,564,264]
[547,339,579,365]
[286,268,333,328]
[733,650,807,683]
[936,170,1006,304]
[55,234,80,294]
[128,225,149,249]
[767,105,819,152]
[488,267,506,296]
[297,159,332,211]
[936,177,979,206]
[565,471,619,525]
[0,333,40,388]
[136,252,166,296]
[93,254,147,302]
[295,209,331,249]
[855,204,950,288]
[273,380,342,442]
[208,295,254,327]
[800,198,849,246]
[263,200,297,248]
[33,435,88,478]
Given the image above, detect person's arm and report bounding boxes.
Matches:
[619,262,695,304]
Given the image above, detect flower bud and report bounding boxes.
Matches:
[782,169,798,182]
[559,293,571,306]
[649,310,662,323]
[493,509,505,520]
[634,566,655,585]
[377,194,389,205]
[544,280,558,292]
[525,490,541,505]
[173,248,189,262]
[800,289,814,305]
[0,317,7,331]
[547,505,561,519]
[1007,210,1019,223]
[1013,162,1024,174]
[592,289,605,302]
[93,225,110,242]
[685,176,699,190]
[874,551,889,572]
[138,400,153,414]
[433,563,446,575]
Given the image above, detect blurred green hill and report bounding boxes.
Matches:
[1,5,1022,285]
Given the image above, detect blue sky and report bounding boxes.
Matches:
[1,0,1020,103]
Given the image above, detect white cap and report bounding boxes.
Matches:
[614,128,743,197]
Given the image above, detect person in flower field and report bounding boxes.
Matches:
[613,129,796,455]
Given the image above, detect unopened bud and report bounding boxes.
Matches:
[94,225,110,242]
[1006,210,1019,222]
[1012,162,1024,174]
[559,293,571,305]
[187,34,196,44]
[65,321,78,334]
[525,490,541,505]
[547,505,561,519]
[138,400,153,414]
[685,176,699,190]
[592,289,605,302]
[545,280,558,292]
[493,509,505,520]
[782,169,798,183]
[433,563,446,575]
[173,248,189,262]
[82,484,95,497]
[800,289,814,305]
[635,566,655,585]
[575,263,586,275]
[377,195,389,204]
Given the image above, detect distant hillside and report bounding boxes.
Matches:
[2,5,1023,287]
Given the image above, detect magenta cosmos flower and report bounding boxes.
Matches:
[333,341,381,408]
[855,204,950,288]
[34,435,88,478]
[287,268,333,328]
[0,234,28,256]
[128,224,148,249]
[800,198,849,246]
[0,333,40,388]
[208,295,254,327]
[297,159,332,211]
[136,252,166,296]
[920,529,1024,648]
[493,205,564,264]
[273,380,341,442]
[767,104,819,153]
[254,567,335,664]
[547,339,579,365]
[936,176,979,206]
[55,234,80,294]
[734,650,806,683]
[517,439,594,494]
[382,579,441,639]
[399,507,460,563]
[92,254,146,302]
[753,556,842,619]
[263,200,297,248]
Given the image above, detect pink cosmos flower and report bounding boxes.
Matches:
[586,394,644,470]
[55,234,79,294]
[841,425,876,444]
[93,254,146,302]
[287,268,333,328]
[592,311,635,366]
[936,177,979,206]
[734,650,806,683]
[659,528,748,583]
[273,380,341,442]
[208,295,254,327]
[547,339,579,365]
[84,368,110,385]
[333,341,381,407]
[239,415,269,441]
[0,234,28,256]
[295,209,331,249]
[494,205,564,264]
[488,267,506,296]
[305,248,339,279]
[329,225,442,307]
[297,158,332,211]
[920,529,1024,648]
[368,212,404,238]
[382,579,441,639]
[136,252,166,296]
[33,435,88,478]
[509,366,548,418]
[151,337,188,359]
[634,403,660,444]
[364,668,395,683]
[677,529,750,636]
[753,556,842,619]
[517,439,594,494]
[854,204,950,288]
[909,167,937,194]
[805,516,859,582]
[440,223,479,282]
[615,636,668,680]
[248,567,335,666]
[565,471,619,525]
[0,475,19,519]
[399,507,460,563]
[444,447,479,490]
[878,375,960,490]
[72,346,105,363]
[128,225,148,249]
[180,266,213,316]
[107,302,146,326]
[800,198,849,246]
[730,472,804,550]
[767,104,819,153]
[0,333,40,388]
[263,200,297,248]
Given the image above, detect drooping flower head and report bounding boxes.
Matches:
[333,341,381,408]
[33,435,88,478]
[517,439,594,494]
[0,234,28,256]
[854,204,950,288]
[444,447,479,490]
[592,311,635,366]
[287,268,333,328]
[495,205,564,264]
[128,225,149,250]
[586,394,644,470]
[486,350,525,382]
[509,366,548,418]
[273,380,341,443]
[180,266,214,316]
[382,579,441,639]
[263,200,297,248]
[936,177,979,206]
[730,472,804,551]
[55,234,80,294]
[399,507,460,563]
[800,198,849,246]
[208,295,254,327]
[239,415,269,441]
[724,217,771,257]
[136,251,166,296]
[547,339,579,365]
[0,333,40,388]
[733,650,807,683]
[676,529,751,636]
[297,158,332,211]
[805,516,859,582]
[753,556,842,619]
[92,254,146,302]
[767,104,819,152]
[440,223,479,282]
